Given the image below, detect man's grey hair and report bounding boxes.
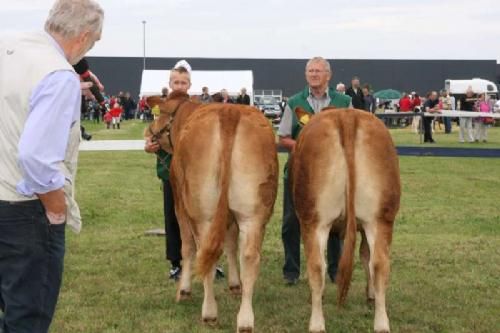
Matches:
[45,0,104,39]
[306,57,331,73]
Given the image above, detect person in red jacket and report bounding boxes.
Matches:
[411,92,421,109]
[411,92,422,132]
[109,103,123,129]
[399,93,413,112]
[103,111,112,129]
[398,92,413,127]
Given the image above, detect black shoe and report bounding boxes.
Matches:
[284,276,299,285]
[215,266,225,280]
[169,266,182,280]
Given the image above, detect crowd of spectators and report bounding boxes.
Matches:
[81,74,497,145]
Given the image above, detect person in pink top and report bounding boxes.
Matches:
[474,93,491,142]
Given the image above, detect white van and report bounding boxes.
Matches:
[445,78,498,97]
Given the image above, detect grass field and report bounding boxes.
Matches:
[47,125,500,333]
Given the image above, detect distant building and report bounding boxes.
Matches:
[88,57,498,99]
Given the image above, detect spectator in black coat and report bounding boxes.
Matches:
[121,92,137,120]
[236,87,251,105]
[346,76,365,109]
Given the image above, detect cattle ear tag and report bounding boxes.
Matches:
[300,114,310,125]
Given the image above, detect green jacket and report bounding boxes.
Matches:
[284,86,351,179]
[156,149,172,181]
[287,86,351,140]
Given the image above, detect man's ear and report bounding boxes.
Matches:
[146,95,165,109]
[294,107,311,126]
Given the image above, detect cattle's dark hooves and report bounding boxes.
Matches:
[310,330,326,333]
[374,330,389,333]
[177,290,191,302]
[202,317,218,326]
[366,297,375,305]
[238,327,253,333]
[229,285,242,295]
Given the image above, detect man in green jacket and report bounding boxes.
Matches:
[278,57,351,285]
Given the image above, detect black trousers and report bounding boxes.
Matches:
[281,166,342,280]
[423,116,434,142]
[162,180,182,264]
[0,200,65,333]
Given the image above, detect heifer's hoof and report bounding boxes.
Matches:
[202,317,218,327]
[310,330,326,333]
[229,285,242,295]
[374,330,390,333]
[366,297,375,305]
[238,327,253,333]
[176,289,191,302]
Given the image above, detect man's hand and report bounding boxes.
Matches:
[431,107,441,114]
[278,136,296,152]
[144,137,160,153]
[38,188,66,224]
[80,81,95,100]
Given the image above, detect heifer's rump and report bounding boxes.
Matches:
[291,108,400,333]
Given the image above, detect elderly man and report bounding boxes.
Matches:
[0,1,103,332]
[336,82,346,94]
[236,87,251,105]
[278,57,351,285]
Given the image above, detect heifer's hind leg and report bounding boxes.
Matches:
[175,201,195,302]
[201,266,218,325]
[303,221,330,333]
[176,232,195,301]
[360,229,375,302]
[363,221,393,333]
[235,218,265,333]
[225,220,241,295]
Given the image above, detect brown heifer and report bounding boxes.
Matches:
[145,92,278,333]
[290,107,401,333]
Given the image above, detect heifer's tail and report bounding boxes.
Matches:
[336,111,358,306]
[196,107,241,278]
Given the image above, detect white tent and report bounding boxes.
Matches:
[139,70,254,104]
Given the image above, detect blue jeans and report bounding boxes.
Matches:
[0,200,65,333]
[444,117,452,133]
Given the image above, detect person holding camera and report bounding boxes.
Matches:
[0,1,104,332]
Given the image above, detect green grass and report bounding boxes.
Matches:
[390,124,500,148]
[49,150,500,333]
[82,119,147,140]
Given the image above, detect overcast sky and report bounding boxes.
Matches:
[1,0,499,61]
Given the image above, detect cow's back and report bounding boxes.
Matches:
[171,103,278,233]
[292,108,400,228]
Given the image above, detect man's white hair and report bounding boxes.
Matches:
[45,0,104,39]
[306,57,331,73]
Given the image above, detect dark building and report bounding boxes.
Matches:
[87,57,498,98]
